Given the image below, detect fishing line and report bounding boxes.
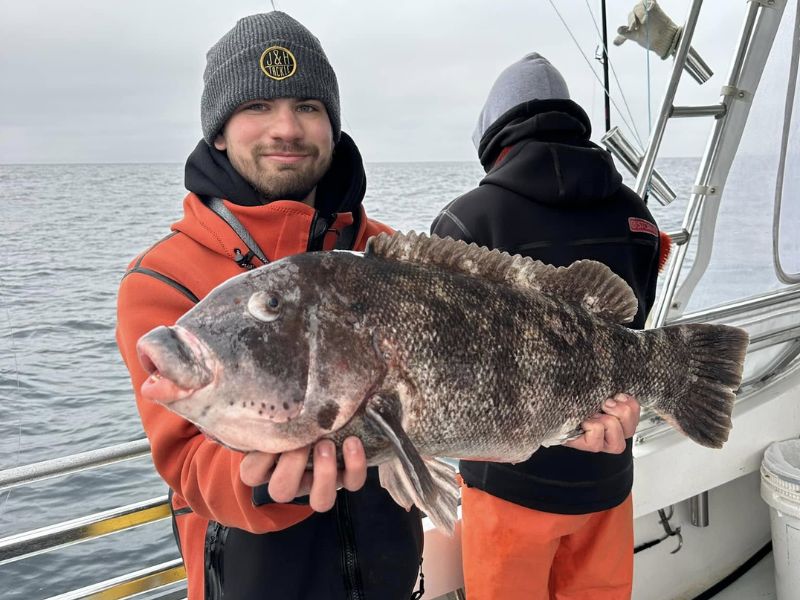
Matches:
[582,0,644,145]
[546,0,644,148]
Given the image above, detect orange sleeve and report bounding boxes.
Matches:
[116,271,313,533]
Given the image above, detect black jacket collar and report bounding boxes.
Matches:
[184,132,367,217]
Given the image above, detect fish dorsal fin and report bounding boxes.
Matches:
[366,232,638,323]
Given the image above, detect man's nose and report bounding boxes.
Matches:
[269,105,303,141]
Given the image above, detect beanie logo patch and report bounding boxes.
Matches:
[259,46,297,81]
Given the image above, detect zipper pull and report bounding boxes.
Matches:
[233,248,256,270]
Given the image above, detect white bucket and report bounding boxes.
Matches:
[760,438,800,600]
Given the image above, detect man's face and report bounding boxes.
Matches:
[214,98,334,204]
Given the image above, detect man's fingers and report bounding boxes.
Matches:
[595,413,627,454]
[583,418,607,452]
[602,393,641,438]
[341,437,368,492]
[563,417,605,452]
[563,394,641,454]
[309,440,338,512]
[240,451,278,487]
[268,446,311,503]
[244,438,367,508]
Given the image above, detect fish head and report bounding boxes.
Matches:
[136,253,385,453]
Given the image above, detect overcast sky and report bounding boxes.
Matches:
[1,1,749,164]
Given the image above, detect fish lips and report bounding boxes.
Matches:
[137,325,215,403]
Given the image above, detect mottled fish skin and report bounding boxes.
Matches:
[138,232,748,529]
[312,252,647,463]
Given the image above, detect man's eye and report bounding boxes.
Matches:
[297,104,319,113]
[245,102,269,111]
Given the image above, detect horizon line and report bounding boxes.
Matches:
[0,156,703,167]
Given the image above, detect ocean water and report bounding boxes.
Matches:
[0,157,782,598]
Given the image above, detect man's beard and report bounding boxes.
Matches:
[230,142,333,203]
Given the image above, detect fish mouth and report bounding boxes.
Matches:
[137,325,216,404]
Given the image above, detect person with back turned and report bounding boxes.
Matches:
[431,53,666,599]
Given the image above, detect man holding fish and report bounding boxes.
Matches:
[116,10,423,600]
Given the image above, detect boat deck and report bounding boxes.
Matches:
[710,551,776,600]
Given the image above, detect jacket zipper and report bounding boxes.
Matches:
[204,521,227,600]
[335,493,365,600]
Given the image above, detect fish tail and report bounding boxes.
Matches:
[651,323,749,449]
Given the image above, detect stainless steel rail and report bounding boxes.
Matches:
[0,439,186,599]
[668,285,800,325]
[601,126,677,206]
[0,496,170,566]
[634,0,705,200]
[47,559,185,600]
[670,104,727,118]
[650,0,763,326]
[0,438,151,493]
[654,0,787,325]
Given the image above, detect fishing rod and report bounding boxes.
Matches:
[600,0,611,132]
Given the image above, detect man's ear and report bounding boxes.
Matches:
[213,134,227,151]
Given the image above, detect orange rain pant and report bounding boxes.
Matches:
[461,485,634,600]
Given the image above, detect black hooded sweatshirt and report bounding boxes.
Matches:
[431,99,661,514]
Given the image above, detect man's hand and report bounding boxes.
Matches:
[240,436,368,512]
[563,393,641,454]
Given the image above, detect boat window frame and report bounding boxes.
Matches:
[772,0,800,284]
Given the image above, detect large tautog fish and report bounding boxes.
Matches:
[137,232,749,532]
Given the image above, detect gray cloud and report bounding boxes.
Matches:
[0,0,748,163]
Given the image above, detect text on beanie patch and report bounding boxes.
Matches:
[259,46,297,80]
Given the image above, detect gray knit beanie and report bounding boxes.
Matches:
[201,11,340,145]
[472,52,570,150]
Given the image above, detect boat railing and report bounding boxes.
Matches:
[0,440,186,600]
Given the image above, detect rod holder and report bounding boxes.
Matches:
[690,491,710,527]
[685,47,714,84]
[601,127,677,206]
[671,104,727,118]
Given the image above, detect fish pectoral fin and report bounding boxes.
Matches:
[378,456,459,535]
[364,401,459,534]
[365,403,436,502]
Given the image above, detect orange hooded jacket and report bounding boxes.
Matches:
[116,193,392,598]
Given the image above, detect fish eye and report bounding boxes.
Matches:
[247,291,282,323]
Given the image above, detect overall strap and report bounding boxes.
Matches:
[202,196,362,268]
[201,196,269,268]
